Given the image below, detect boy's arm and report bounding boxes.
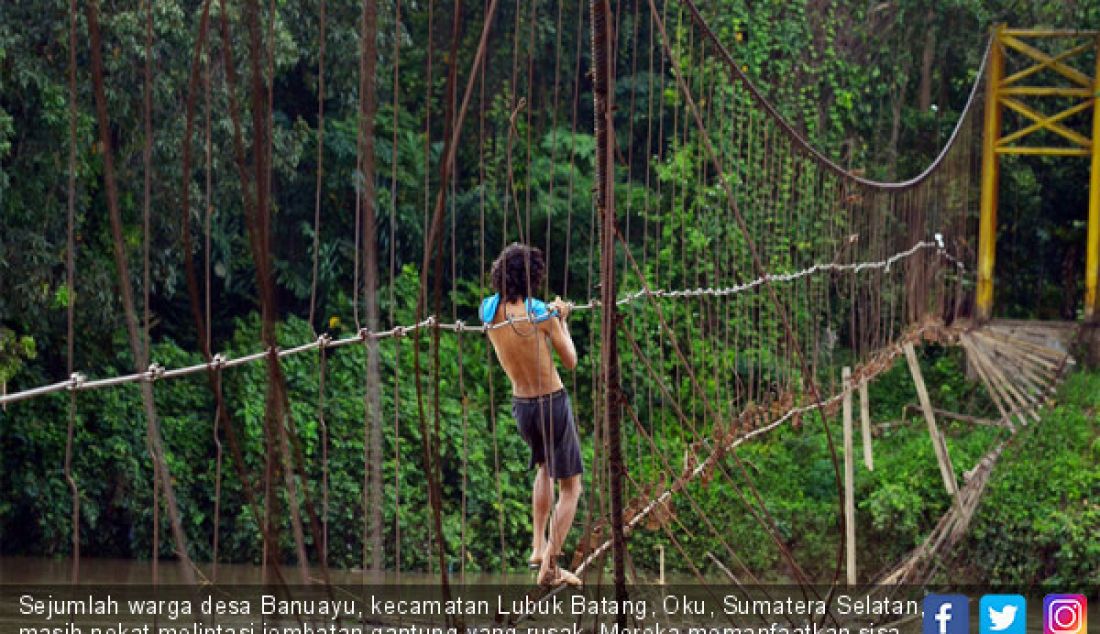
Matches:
[545,297,577,370]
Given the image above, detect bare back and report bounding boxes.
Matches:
[486,300,577,398]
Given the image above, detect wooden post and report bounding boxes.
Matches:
[842,367,857,586]
[859,379,873,471]
[903,342,959,497]
[658,544,665,585]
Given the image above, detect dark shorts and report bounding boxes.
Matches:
[512,389,584,480]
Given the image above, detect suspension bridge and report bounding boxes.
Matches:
[0,0,1097,624]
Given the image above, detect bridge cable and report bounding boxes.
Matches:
[679,0,990,190]
[64,0,81,584]
[141,0,159,587]
[202,2,223,584]
[307,0,326,333]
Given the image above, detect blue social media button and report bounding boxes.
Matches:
[981,595,1027,634]
[924,595,969,634]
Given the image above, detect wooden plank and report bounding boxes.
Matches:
[963,334,1020,429]
[903,343,959,497]
[843,367,856,586]
[977,330,1064,372]
[960,335,1024,430]
[971,336,1042,422]
[981,328,1068,363]
[981,338,1049,396]
[992,349,1050,398]
[859,379,873,471]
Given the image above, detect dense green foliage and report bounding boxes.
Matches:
[2,268,540,572]
[1,0,1096,583]
[956,370,1100,589]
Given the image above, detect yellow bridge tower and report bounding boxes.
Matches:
[977,26,1100,322]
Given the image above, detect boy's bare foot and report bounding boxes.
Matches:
[537,558,583,587]
[528,552,542,569]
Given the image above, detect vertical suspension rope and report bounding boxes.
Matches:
[318,340,329,566]
[179,0,290,589]
[422,0,435,264]
[239,0,310,584]
[562,0,584,301]
[642,0,656,480]
[308,0,326,332]
[624,0,641,471]
[591,0,627,615]
[142,0,153,374]
[352,1,365,333]
[412,0,500,601]
[476,3,506,570]
[447,22,463,576]
[211,359,223,582]
[393,332,403,576]
[523,0,535,250]
[85,0,197,585]
[255,9,333,584]
[389,0,402,578]
[203,21,222,585]
[427,0,463,588]
[419,0,437,574]
[562,0,590,571]
[543,0,564,279]
[457,329,468,581]
[204,33,213,354]
[255,0,336,581]
[359,0,384,576]
[141,0,158,585]
[182,0,291,590]
[213,0,295,588]
[64,0,81,584]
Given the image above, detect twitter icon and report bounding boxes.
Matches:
[981,595,1027,634]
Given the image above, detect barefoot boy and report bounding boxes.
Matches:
[480,243,584,587]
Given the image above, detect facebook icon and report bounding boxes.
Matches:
[923,595,970,634]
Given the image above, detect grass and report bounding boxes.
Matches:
[949,369,1100,589]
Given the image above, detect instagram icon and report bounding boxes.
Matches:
[1044,595,1087,634]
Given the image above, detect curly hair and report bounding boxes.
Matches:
[490,242,545,303]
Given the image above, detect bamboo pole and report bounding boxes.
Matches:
[960,335,1023,430]
[903,343,959,497]
[859,379,873,471]
[843,367,857,586]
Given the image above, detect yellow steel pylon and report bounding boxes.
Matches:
[976,26,1100,322]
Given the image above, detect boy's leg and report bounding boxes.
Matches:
[538,474,583,585]
[530,464,553,564]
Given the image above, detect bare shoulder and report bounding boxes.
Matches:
[539,313,563,335]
